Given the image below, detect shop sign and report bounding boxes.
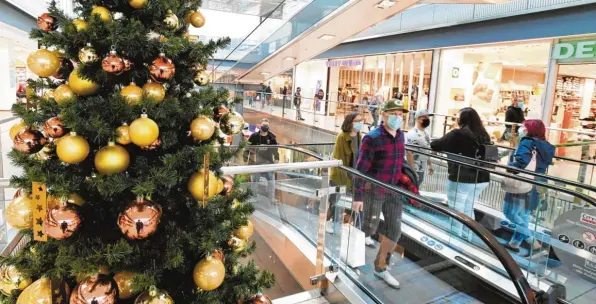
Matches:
[553,39,596,62]
[327,59,363,67]
[452,67,460,78]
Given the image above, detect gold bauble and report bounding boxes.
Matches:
[229,236,247,253]
[9,121,26,140]
[48,193,85,209]
[185,11,195,24]
[142,82,166,103]
[116,123,131,145]
[95,142,130,175]
[57,132,90,164]
[6,195,34,229]
[114,271,137,299]
[16,278,70,304]
[220,111,245,136]
[121,82,144,104]
[54,84,76,104]
[234,220,254,240]
[130,114,159,147]
[134,286,173,304]
[73,19,88,32]
[27,49,61,78]
[129,0,148,9]
[190,116,215,141]
[217,179,224,193]
[164,10,179,29]
[78,44,99,64]
[194,70,210,86]
[0,265,32,296]
[69,69,100,96]
[193,256,225,291]
[188,170,219,201]
[91,6,112,23]
[190,11,206,28]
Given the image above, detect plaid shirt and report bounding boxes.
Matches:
[354,125,405,201]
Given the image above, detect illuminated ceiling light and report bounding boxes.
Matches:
[376,0,396,9]
[284,56,296,61]
[260,72,270,75]
[318,34,335,41]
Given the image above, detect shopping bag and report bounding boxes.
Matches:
[340,212,366,268]
[501,150,536,194]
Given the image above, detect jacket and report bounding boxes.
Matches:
[509,137,555,175]
[430,128,491,183]
[504,106,525,131]
[330,131,363,190]
[247,132,278,164]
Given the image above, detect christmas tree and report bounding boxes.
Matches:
[0,0,274,303]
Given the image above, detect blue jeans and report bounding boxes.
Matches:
[446,181,488,240]
[503,192,533,246]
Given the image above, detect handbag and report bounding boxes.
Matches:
[340,211,366,268]
[501,149,537,194]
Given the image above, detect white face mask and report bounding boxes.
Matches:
[353,122,363,132]
[387,114,403,130]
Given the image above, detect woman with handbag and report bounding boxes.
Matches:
[502,119,555,254]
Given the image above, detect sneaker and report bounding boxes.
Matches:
[374,270,400,289]
[325,221,334,234]
[365,237,375,247]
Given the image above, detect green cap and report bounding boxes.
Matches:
[382,99,408,113]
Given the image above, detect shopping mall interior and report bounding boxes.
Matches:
[0,0,596,304]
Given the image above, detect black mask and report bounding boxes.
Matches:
[421,118,431,128]
[261,125,270,132]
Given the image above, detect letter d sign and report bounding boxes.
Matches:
[553,43,575,60]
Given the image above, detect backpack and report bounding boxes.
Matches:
[461,128,499,168]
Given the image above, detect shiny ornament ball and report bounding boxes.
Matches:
[228,236,247,253]
[122,57,133,73]
[95,142,130,175]
[9,121,26,141]
[113,271,137,300]
[142,82,166,103]
[194,70,210,86]
[116,123,131,145]
[221,175,235,196]
[43,203,81,240]
[129,114,159,147]
[54,84,76,104]
[163,10,179,29]
[216,180,224,193]
[121,82,144,104]
[52,57,74,79]
[129,0,148,9]
[48,194,85,209]
[234,220,254,240]
[219,111,245,136]
[0,265,32,296]
[57,132,90,164]
[102,50,125,73]
[91,6,112,23]
[140,138,161,151]
[245,293,272,304]
[149,53,176,83]
[79,44,99,64]
[189,11,206,28]
[118,197,162,240]
[193,256,225,291]
[188,170,219,201]
[44,117,67,138]
[73,19,88,31]
[6,195,34,229]
[16,278,70,304]
[185,11,194,24]
[70,275,117,304]
[37,13,55,31]
[14,129,46,154]
[214,104,230,121]
[190,116,215,141]
[27,49,61,77]
[69,69,100,96]
[134,286,173,304]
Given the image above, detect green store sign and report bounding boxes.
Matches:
[553,39,596,62]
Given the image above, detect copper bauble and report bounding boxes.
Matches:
[121,82,143,104]
[16,278,70,304]
[43,203,81,240]
[221,175,234,196]
[245,293,272,304]
[163,10,179,29]
[118,197,162,240]
[188,170,219,201]
[234,220,254,240]
[27,49,61,77]
[219,111,245,136]
[193,256,225,291]
[79,44,99,64]
[91,6,112,23]
[14,129,46,154]
[190,116,215,141]
[0,265,32,296]
[95,142,130,175]
[35,144,55,162]
[194,70,210,86]
[149,53,175,83]
[129,114,160,147]
[6,194,34,229]
[73,19,88,32]
[140,138,161,151]
[228,236,247,253]
[189,11,206,28]
[214,104,230,121]
[9,121,26,141]
[70,275,117,304]
[102,50,125,73]
[54,84,76,104]
[53,57,74,79]
[129,0,148,9]
[122,57,133,73]
[57,132,90,164]
[116,123,131,145]
[113,272,137,300]
[37,13,55,31]
[134,286,173,304]
[142,82,166,103]
[69,69,100,96]
[44,117,67,138]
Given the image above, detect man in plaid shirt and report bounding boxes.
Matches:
[353,99,407,289]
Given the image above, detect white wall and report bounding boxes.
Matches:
[294,60,328,114]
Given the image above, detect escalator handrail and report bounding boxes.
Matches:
[242,144,536,304]
[494,143,596,166]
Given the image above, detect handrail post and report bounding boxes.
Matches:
[315,167,330,288]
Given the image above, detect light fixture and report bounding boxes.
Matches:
[284,56,296,61]
[318,34,335,41]
[376,0,396,9]
[260,72,270,76]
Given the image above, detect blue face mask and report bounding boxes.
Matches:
[387,115,403,130]
[518,127,527,138]
[517,102,525,109]
[353,122,363,132]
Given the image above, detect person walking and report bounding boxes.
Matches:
[430,107,491,240]
[352,100,410,289]
[328,112,364,233]
[502,97,525,141]
[368,96,380,130]
[265,82,273,108]
[503,119,554,255]
[247,118,278,202]
[406,109,434,184]
[294,87,305,121]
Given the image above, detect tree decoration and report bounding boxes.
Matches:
[228,236,247,254]
[193,255,225,291]
[42,201,82,240]
[37,13,56,32]
[79,43,99,64]
[129,0,148,9]
[121,82,144,104]
[73,19,88,31]
[69,69,100,96]
[244,293,273,304]
[189,10,206,28]
[190,116,215,141]
[102,50,125,74]
[56,132,90,164]
[134,286,173,304]
[219,111,245,136]
[52,57,74,79]
[184,11,194,24]
[142,81,166,103]
[234,220,254,240]
[121,57,133,74]
[44,117,67,138]
[9,120,26,141]
[149,53,176,83]
[188,169,219,201]
[16,278,70,304]
[91,6,112,23]
[116,123,132,145]
[113,271,137,300]
[6,192,34,229]
[221,175,235,196]
[48,193,86,208]
[70,275,117,304]
[194,70,210,86]
[0,265,32,296]
[14,129,47,154]
[140,138,161,151]
[129,114,160,147]
[118,196,162,240]
[164,10,179,29]
[214,104,230,121]
[27,49,61,77]
[94,142,130,175]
